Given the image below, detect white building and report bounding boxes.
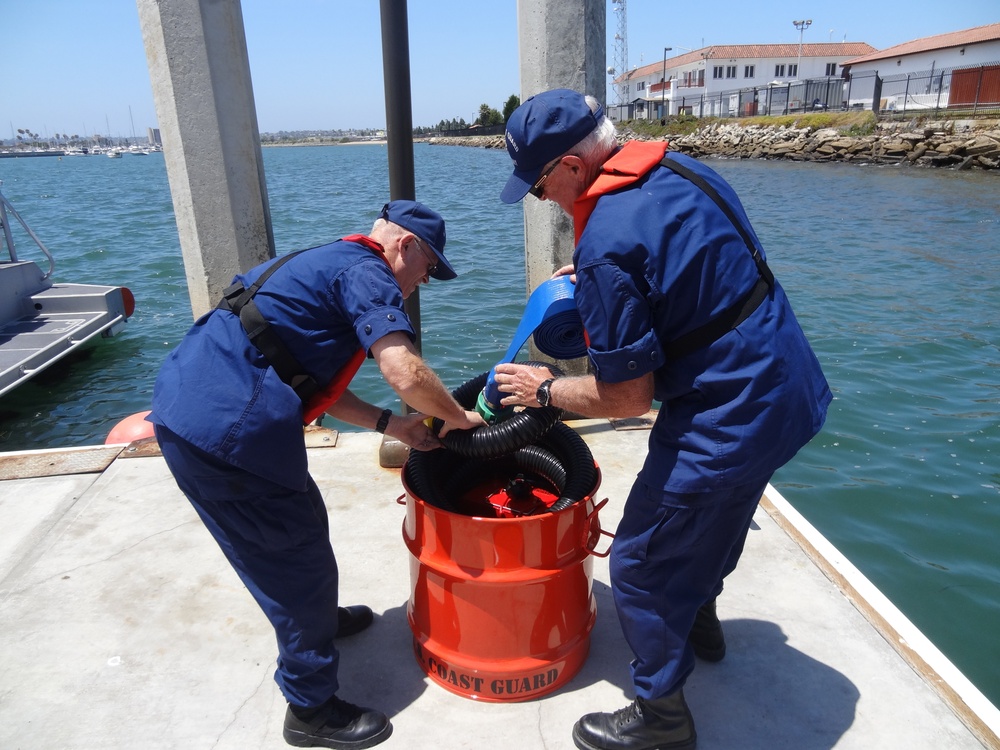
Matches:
[612,42,875,119]
[842,23,1000,77]
[840,23,1000,113]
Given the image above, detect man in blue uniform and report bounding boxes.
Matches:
[149,200,484,750]
[493,90,831,750]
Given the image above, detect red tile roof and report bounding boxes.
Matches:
[842,22,1000,66]
[618,43,876,82]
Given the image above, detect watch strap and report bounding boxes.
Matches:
[375,408,393,433]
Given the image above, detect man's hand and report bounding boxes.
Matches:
[551,264,576,283]
[492,364,556,408]
[386,412,443,452]
[438,409,487,437]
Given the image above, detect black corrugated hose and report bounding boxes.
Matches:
[405,365,596,515]
[436,370,561,459]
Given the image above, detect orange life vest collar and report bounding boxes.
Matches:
[572,141,668,243]
[342,233,392,268]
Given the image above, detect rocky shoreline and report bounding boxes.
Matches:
[427,119,1000,171]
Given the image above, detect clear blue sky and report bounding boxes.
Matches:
[2,0,996,139]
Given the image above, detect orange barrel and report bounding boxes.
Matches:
[400,461,606,702]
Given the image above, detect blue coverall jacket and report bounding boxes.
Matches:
[571,143,832,699]
[150,238,414,490]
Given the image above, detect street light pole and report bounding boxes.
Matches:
[793,19,812,79]
[661,47,672,118]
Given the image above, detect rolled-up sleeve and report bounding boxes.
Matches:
[355,305,414,352]
[575,260,664,383]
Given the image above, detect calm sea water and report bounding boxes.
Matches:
[2,145,998,708]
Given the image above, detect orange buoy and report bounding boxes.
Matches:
[105,410,154,445]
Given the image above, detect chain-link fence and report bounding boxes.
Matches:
[852,62,1000,116]
[616,61,1000,121]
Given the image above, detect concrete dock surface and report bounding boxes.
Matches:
[1,418,998,750]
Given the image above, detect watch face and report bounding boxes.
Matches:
[537,379,552,407]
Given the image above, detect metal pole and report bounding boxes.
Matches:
[793,19,811,79]
[662,47,672,118]
[380,0,415,201]
[973,66,984,115]
[379,0,421,364]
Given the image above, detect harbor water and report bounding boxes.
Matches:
[1,144,998,709]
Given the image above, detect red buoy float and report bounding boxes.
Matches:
[105,410,154,445]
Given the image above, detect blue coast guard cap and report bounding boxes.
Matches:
[500,88,604,204]
[379,200,456,280]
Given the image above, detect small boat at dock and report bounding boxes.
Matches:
[0,182,135,398]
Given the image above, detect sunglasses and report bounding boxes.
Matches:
[529,157,563,199]
[412,235,437,277]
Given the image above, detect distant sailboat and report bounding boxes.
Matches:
[104,115,122,158]
[126,105,149,155]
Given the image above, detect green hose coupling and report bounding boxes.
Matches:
[475,389,502,424]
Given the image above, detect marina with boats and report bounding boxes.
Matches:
[0,143,161,158]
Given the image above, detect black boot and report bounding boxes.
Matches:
[283,695,392,749]
[336,605,374,638]
[572,690,696,750]
[689,599,726,662]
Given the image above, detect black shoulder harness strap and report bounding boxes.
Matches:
[216,248,320,401]
[657,155,775,359]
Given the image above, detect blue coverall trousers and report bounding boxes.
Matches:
[155,425,341,708]
[611,476,771,700]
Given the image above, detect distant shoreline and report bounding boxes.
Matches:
[425,123,1000,171]
[262,139,390,148]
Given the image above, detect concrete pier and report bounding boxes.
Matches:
[1,420,997,749]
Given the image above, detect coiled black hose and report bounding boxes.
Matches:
[404,444,465,513]
[441,447,564,503]
[438,369,562,459]
[406,368,596,516]
[537,421,598,512]
[405,436,592,516]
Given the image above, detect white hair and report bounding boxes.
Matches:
[562,95,618,179]
[370,217,410,251]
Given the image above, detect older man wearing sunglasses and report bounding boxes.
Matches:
[149,199,484,749]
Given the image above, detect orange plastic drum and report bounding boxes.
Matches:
[400,463,605,702]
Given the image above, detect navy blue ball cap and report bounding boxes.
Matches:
[378,199,456,280]
[500,89,604,204]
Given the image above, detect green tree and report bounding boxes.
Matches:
[476,103,503,127]
[502,94,520,123]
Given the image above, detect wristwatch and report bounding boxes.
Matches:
[535,378,555,407]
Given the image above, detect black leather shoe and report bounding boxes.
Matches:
[689,599,726,662]
[336,605,374,638]
[573,691,696,750]
[283,695,392,749]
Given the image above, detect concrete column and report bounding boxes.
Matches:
[137,0,274,320]
[516,0,605,371]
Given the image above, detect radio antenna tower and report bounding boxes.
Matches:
[611,0,629,106]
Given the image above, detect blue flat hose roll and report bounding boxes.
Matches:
[482,276,586,409]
